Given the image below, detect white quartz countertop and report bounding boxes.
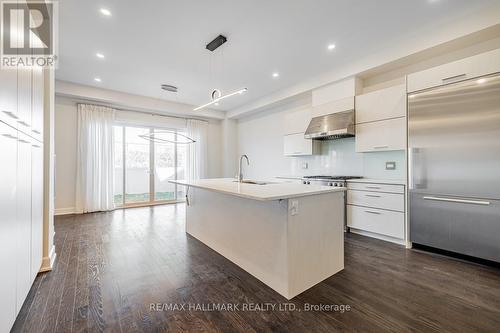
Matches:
[275,176,303,180]
[170,178,345,201]
[346,178,406,185]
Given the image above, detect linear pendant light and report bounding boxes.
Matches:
[194,88,247,111]
[139,130,196,144]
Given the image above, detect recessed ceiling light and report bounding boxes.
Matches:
[96,53,105,59]
[100,8,111,16]
[327,43,336,51]
[477,78,486,84]
[272,72,279,78]
[94,77,102,82]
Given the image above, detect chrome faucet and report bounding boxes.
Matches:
[238,154,249,182]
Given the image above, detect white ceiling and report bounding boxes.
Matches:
[56,0,499,111]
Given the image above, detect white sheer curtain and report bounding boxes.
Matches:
[186,119,208,180]
[75,104,115,213]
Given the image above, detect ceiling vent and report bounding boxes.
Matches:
[206,34,227,52]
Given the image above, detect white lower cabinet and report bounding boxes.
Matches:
[355,117,406,153]
[347,190,404,212]
[347,182,405,241]
[347,205,405,239]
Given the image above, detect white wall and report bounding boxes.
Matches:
[54,97,78,213]
[237,105,406,180]
[54,96,223,214]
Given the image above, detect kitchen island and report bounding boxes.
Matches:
[169,178,345,299]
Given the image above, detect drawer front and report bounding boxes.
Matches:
[347,205,404,239]
[407,48,500,93]
[347,190,404,212]
[347,182,404,194]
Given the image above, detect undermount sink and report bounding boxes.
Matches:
[233,180,275,185]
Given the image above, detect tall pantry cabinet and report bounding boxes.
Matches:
[0,65,45,332]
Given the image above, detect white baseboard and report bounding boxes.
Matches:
[349,228,406,246]
[55,207,76,215]
[39,245,57,272]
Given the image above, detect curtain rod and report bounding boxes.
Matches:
[76,101,210,123]
[116,107,209,123]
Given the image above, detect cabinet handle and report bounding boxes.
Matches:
[32,144,41,148]
[18,120,30,127]
[365,210,381,215]
[373,145,389,149]
[18,139,30,144]
[2,133,17,140]
[423,196,490,206]
[365,194,381,198]
[366,186,381,189]
[2,111,18,119]
[441,73,466,83]
[32,129,41,134]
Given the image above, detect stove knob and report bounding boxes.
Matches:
[333,182,339,187]
[328,182,333,186]
[303,180,307,185]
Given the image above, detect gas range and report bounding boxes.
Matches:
[301,175,362,187]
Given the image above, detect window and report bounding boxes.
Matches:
[113,125,186,207]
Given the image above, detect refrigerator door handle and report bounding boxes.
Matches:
[423,196,490,206]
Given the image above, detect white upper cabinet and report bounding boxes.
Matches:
[283,108,318,156]
[284,108,311,135]
[311,77,361,117]
[355,117,406,153]
[312,97,354,118]
[407,48,500,93]
[355,84,406,124]
[312,77,362,107]
[284,133,317,156]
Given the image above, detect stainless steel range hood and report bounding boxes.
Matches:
[304,110,355,140]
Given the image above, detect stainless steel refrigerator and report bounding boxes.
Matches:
[409,73,500,263]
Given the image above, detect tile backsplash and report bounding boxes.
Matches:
[289,138,406,179]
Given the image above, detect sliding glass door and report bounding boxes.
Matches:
[113,125,186,207]
[125,127,151,204]
[153,130,176,201]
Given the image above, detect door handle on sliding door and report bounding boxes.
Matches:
[423,196,490,206]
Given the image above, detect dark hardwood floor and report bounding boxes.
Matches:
[11,204,500,332]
